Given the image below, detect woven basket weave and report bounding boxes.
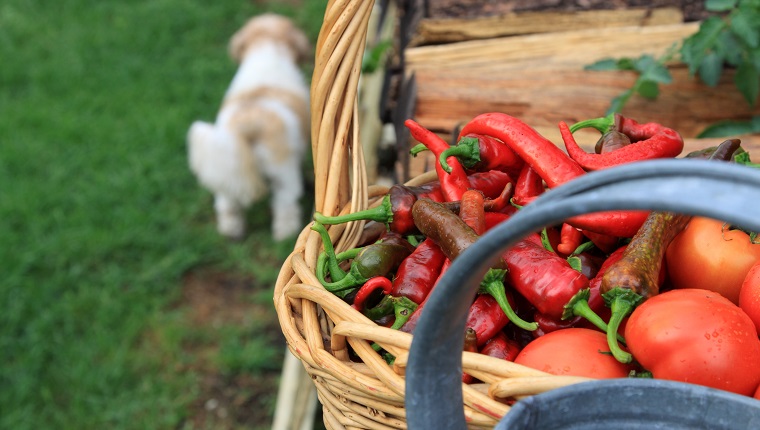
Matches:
[273,1,589,428]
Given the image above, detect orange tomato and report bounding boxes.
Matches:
[739,261,760,335]
[665,217,760,304]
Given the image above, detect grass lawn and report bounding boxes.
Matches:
[0,0,326,428]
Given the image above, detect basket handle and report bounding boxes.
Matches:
[405,159,760,429]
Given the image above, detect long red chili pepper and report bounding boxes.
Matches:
[459,113,648,237]
[559,119,684,171]
[390,238,447,305]
[511,164,544,207]
[406,119,470,201]
[458,113,586,188]
[501,233,590,321]
[438,134,524,178]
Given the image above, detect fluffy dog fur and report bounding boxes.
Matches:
[188,14,310,241]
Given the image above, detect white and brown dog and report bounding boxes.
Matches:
[188,14,311,241]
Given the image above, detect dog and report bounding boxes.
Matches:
[187,14,311,241]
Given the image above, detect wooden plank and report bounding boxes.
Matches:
[409,7,684,46]
[405,23,699,72]
[411,66,760,142]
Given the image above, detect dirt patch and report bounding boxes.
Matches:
[179,268,286,430]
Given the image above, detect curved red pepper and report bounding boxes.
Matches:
[459,113,586,188]
[390,238,447,305]
[512,164,544,207]
[352,276,393,311]
[501,233,590,321]
[406,119,470,201]
[438,134,524,178]
[559,117,684,171]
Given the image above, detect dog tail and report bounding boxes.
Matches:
[187,120,266,205]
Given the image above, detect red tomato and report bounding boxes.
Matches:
[514,328,632,378]
[665,217,760,304]
[739,261,760,335]
[625,289,760,396]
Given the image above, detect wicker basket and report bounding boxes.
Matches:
[272,1,589,428]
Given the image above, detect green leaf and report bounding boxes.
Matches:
[636,80,660,99]
[699,51,724,86]
[735,61,760,106]
[697,116,760,137]
[730,12,760,48]
[641,62,673,84]
[584,58,619,71]
[716,31,744,66]
[616,57,637,71]
[681,17,727,75]
[706,0,738,11]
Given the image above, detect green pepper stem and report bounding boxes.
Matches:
[569,113,616,134]
[480,269,538,331]
[313,195,393,225]
[562,289,626,344]
[438,137,480,173]
[409,143,429,157]
[311,223,347,283]
[602,288,643,364]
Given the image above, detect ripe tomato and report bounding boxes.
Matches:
[739,261,760,335]
[625,289,760,396]
[514,328,632,378]
[665,216,760,304]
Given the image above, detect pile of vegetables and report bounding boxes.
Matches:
[311,112,760,400]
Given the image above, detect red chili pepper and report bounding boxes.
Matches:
[399,259,451,334]
[458,113,586,188]
[459,113,648,237]
[559,116,684,171]
[390,238,447,305]
[465,294,513,347]
[459,189,486,235]
[557,223,583,255]
[512,164,544,207]
[480,331,521,362]
[484,211,512,230]
[406,119,470,201]
[352,276,393,311]
[501,233,590,321]
[438,134,524,178]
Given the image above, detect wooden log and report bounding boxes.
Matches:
[409,7,684,46]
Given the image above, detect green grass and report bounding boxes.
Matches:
[0,0,326,428]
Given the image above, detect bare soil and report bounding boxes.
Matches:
[178,268,286,430]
